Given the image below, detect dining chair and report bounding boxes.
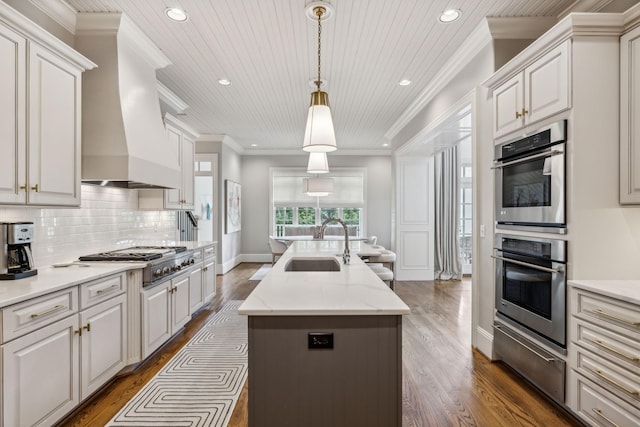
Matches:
[269,237,288,265]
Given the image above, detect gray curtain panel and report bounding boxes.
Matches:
[434,146,462,280]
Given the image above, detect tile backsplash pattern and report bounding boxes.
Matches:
[0,185,177,266]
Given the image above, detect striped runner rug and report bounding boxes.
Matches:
[108,300,247,426]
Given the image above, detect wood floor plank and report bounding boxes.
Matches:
[57,266,583,427]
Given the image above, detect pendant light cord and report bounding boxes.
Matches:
[315,6,324,91]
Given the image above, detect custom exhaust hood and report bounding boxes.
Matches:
[75,13,180,189]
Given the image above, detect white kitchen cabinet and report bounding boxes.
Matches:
[2,314,79,427]
[567,284,640,426]
[141,272,190,358]
[0,7,93,206]
[203,245,217,303]
[139,114,197,211]
[79,293,127,399]
[189,264,204,314]
[493,41,570,139]
[620,25,640,204]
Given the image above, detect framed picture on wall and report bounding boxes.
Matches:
[225,180,241,233]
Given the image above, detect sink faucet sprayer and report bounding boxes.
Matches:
[319,217,350,264]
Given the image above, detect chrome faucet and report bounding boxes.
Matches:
[319,217,350,264]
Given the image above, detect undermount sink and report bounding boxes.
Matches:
[284,257,341,272]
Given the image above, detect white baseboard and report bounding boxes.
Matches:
[221,255,243,274]
[474,325,494,360]
[240,253,272,263]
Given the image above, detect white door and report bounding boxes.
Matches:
[142,282,172,358]
[394,157,434,280]
[189,265,203,314]
[172,274,191,333]
[2,315,79,427]
[28,43,82,206]
[80,294,127,399]
[195,153,218,242]
[0,24,26,204]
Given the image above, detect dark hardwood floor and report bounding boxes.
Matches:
[58,263,582,427]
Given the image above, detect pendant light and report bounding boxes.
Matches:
[302,2,337,153]
[303,177,333,197]
[307,152,330,174]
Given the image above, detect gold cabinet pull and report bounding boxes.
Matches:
[590,368,640,396]
[592,408,620,427]
[19,184,27,190]
[83,323,91,332]
[515,111,522,118]
[591,339,640,362]
[592,308,640,327]
[30,304,65,318]
[74,328,82,336]
[521,108,528,115]
[31,184,39,192]
[96,285,119,295]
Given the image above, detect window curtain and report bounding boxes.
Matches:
[434,146,462,280]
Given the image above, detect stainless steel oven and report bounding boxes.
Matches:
[493,233,567,348]
[494,120,567,230]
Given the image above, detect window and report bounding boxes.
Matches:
[271,168,365,237]
[459,163,472,266]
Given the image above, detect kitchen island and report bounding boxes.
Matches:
[238,240,410,427]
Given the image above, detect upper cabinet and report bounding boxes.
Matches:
[493,41,570,139]
[139,114,197,211]
[0,4,95,206]
[620,24,640,204]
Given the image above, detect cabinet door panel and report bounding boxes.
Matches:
[493,73,524,139]
[181,135,195,209]
[0,24,26,204]
[28,43,81,206]
[165,124,182,209]
[203,259,216,302]
[142,283,171,358]
[80,294,127,399]
[524,41,570,125]
[621,27,640,203]
[189,266,203,314]
[2,315,79,427]
[172,275,191,333]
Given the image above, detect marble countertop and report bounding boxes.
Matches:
[237,240,410,316]
[0,240,216,309]
[568,279,640,305]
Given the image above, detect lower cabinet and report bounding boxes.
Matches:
[189,264,203,314]
[2,314,80,427]
[203,257,216,302]
[1,274,128,426]
[141,272,191,359]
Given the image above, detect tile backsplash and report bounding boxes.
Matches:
[0,185,177,266]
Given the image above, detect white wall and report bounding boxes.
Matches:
[240,155,393,257]
[0,185,176,267]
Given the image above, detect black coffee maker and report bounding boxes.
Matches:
[0,222,37,280]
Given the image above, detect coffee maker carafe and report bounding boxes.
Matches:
[1,222,37,280]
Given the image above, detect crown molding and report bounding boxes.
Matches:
[242,148,392,156]
[0,2,95,70]
[76,12,171,70]
[157,80,189,113]
[28,0,77,33]
[164,113,199,139]
[624,2,640,31]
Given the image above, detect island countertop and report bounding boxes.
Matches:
[237,240,410,316]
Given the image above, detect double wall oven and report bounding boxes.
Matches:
[492,120,569,404]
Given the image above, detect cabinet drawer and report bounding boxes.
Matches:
[2,287,78,343]
[80,273,125,309]
[575,346,640,406]
[570,370,640,427]
[575,290,640,338]
[575,318,640,374]
[203,245,215,260]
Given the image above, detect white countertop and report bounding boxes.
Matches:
[0,241,216,308]
[237,240,410,316]
[569,279,640,305]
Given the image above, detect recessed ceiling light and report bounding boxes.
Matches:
[165,7,188,22]
[218,79,232,86]
[439,9,461,23]
[251,144,258,147]
[399,79,411,86]
[382,143,389,147]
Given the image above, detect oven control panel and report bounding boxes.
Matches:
[146,251,197,285]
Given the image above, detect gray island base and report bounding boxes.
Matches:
[248,315,402,427]
[238,241,409,427]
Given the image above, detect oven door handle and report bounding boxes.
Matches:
[494,324,557,363]
[491,149,563,169]
[491,254,563,274]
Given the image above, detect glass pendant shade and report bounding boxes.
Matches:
[302,92,337,152]
[307,152,330,174]
[303,177,333,196]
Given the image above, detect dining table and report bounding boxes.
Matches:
[274,237,384,257]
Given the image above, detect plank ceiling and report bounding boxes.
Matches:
[62,0,633,153]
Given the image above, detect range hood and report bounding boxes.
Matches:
[75,13,180,189]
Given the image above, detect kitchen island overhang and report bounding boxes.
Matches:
[238,240,409,427]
